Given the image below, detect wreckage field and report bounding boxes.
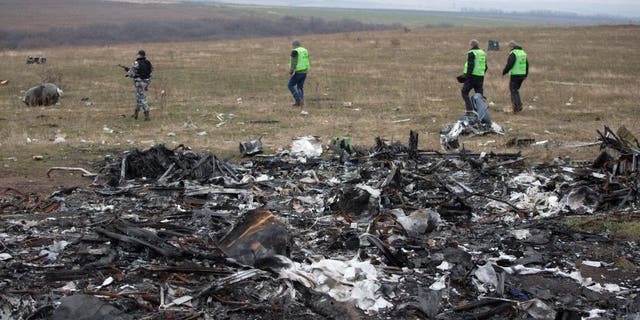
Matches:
[0,128,639,319]
[0,24,639,319]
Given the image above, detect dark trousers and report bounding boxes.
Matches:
[288,72,307,102]
[509,76,526,112]
[461,75,484,112]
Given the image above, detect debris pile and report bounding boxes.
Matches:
[26,56,47,64]
[1,128,639,319]
[22,83,63,106]
[440,93,505,150]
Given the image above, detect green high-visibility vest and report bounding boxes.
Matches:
[463,48,486,76]
[289,47,310,72]
[509,49,527,76]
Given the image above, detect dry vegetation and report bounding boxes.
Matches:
[1,25,639,192]
[0,0,393,49]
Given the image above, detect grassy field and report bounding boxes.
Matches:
[1,24,640,192]
[227,6,531,27]
[0,0,549,34]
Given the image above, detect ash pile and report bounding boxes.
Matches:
[1,127,639,320]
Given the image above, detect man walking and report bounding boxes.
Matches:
[124,50,153,120]
[502,40,529,113]
[288,39,310,107]
[461,39,487,114]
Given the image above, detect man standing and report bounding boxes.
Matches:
[124,50,153,121]
[288,39,310,107]
[461,39,487,114]
[502,40,529,113]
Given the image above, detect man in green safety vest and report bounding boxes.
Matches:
[502,40,529,113]
[461,39,488,113]
[288,39,310,107]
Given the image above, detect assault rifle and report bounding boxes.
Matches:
[118,64,130,71]
[118,64,130,77]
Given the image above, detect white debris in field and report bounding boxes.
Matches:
[436,261,452,271]
[473,262,498,289]
[356,184,380,198]
[95,276,114,290]
[81,204,114,212]
[293,258,392,313]
[254,174,272,182]
[392,208,441,236]
[510,229,531,240]
[500,264,627,293]
[39,240,70,261]
[291,136,322,158]
[490,253,517,262]
[53,136,66,144]
[166,295,193,307]
[587,283,624,293]
[196,131,207,136]
[216,113,234,127]
[0,253,12,261]
[585,309,608,319]
[518,299,556,320]
[582,260,604,268]
[103,126,113,133]
[485,172,568,217]
[429,275,447,290]
[60,281,78,292]
[563,186,598,214]
[477,140,495,146]
[183,120,196,128]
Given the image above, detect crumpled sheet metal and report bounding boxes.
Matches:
[0,129,639,319]
[219,209,291,266]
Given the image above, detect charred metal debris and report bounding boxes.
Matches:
[1,127,639,319]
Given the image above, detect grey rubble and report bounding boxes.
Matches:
[0,128,638,320]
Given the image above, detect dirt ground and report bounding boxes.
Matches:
[0,166,92,195]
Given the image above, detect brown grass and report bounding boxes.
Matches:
[1,25,640,191]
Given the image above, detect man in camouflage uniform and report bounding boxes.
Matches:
[124,50,153,121]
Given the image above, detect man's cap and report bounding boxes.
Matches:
[138,50,146,56]
[292,39,301,47]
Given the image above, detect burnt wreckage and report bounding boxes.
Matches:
[1,127,639,319]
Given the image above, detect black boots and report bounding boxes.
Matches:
[132,109,150,121]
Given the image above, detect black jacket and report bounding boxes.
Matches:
[502,46,529,76]
[133,57,153,79]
